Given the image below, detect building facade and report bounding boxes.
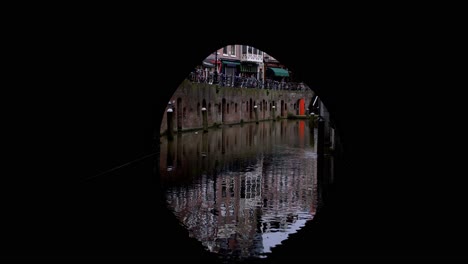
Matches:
[201,45,265,82]
[263,52,290,82]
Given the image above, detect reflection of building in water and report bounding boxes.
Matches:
[214,158,264,258]
[165,160,265,259]
[258,150,317,252]
[160,120,318,260]
[164,150,317,259]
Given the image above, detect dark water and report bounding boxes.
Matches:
[160,120,318,261]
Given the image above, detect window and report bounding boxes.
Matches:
[223,46,228,55]
[230,45,236,56]
[242,45,247,54]
[248,46,253,54]
[253,47,257,55]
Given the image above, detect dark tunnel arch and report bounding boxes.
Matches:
[14,12,455,263]
[154,42,345,261]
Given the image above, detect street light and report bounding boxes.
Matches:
[214,50,218,84]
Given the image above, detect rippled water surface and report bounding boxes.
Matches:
[160,120,318,260]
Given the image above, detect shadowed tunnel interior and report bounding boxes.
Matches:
[3,13,468,262]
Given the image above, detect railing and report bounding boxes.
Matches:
[240,54,263,63]
[188,72,310,91]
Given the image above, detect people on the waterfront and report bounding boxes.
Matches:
[189,70,307,90]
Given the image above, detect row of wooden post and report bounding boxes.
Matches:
[166,105,278,139]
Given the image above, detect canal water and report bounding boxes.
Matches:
[159,119,318,261]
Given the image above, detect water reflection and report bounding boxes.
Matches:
[160,120,318,260]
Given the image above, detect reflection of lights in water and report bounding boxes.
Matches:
[261,217,310,253]
[303,150,317,158]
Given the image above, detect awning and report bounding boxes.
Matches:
[202,61,214,68]
[267,67,289,77]
[222,60,240,67]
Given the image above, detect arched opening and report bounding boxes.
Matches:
[280,100,285,117]
[263,99,266,119]
[222,98,226,123]
[177,97,182,131]
[249,98,253,120]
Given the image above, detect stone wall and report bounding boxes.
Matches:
[160,79,314,135]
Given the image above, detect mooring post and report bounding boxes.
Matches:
[254,105,259,124]
[166,108,174,141]
[201,130,208,156]
[272,105,276,122]
[309,116,315,147]
[166,137,175,171]
[202,107,208,133]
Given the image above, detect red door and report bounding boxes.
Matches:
[299,98,305,115]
